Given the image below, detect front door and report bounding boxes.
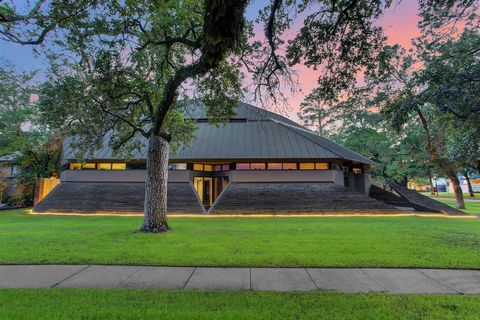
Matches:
[194,177,213,208]
[202,179,211,208]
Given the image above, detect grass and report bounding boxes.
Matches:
[421,192,478,199]
[1,209,479,268]
[1,289,480,319]
[438,200,480,215]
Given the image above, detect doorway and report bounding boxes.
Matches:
[193,177,213,208]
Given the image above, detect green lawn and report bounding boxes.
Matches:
[1,209,479,268]
[438,199,480,215]
[421,192,478,199]
[1,289,479,319]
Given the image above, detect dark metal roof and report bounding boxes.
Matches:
[63,102,375,165]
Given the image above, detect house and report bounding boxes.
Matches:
[33,102,405,215]
[0,153,19,205]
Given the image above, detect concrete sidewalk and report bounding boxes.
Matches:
[0,265,479,294]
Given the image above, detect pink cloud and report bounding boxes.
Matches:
[257,2,422,123]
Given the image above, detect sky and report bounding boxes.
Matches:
[0,1,421,123]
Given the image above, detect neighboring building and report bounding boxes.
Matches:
[0,153,19,203]
[34,102,405,214]
[409,176,480,194]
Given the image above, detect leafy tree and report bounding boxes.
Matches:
[0,62,61,205]
[33,0,410,231]
[4,0,478,225]
[36,0,249,232]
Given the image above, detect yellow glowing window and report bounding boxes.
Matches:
[299,163,315,170]
[82,163,96,169]
[193,164,204,171]
[250,163,266,170]
[353,168,362,174]
[69,163,81,170]
[282,163,297,170]
[112,163,126,170]
[236,163,250,170]
[268,163,282,170]
[315,163,329,170]
[204,165,213,172]
[97,163,111,170]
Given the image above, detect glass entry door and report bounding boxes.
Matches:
[194,177,213,208]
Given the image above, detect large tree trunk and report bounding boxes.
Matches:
[464,172,475,197]
[449,175,465,209]
[427,170,435,195]
[141,134,170,233]
[415,109,465,209]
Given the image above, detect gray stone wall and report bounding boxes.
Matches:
[59,169,369,191]
[60,170,192,183]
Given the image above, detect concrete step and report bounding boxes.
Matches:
[210,182,405,214]
[33,182,204,214]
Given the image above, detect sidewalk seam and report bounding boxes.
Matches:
[360,269,389,292]
[51,265,90,288]
[249,268,252,291]
[116,266,142,288]
[304,268,320,290]
[183,267,196,289]
[415,269,462,294]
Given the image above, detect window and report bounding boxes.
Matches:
[204,164,213,172]
[267,163,282,170]
[299,163,315,170]
[70,163,81,170]
[236,163,250,170]
[222,164,230,171]
[97,163,112,170]
[82,163,96,170]
[250,163,266,170]
[353,168,362,174]
[175,163,187,170]
[127,163,146,170]
[315,163,329,170]
[282,163,297,170]
[112,163,126,170]
[214,165,222,172]
[193,164,204,171]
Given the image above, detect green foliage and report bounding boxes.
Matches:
[37,0,245,161]
[0,62,61,206]
[287,0,392,101]
[0,180,7,203]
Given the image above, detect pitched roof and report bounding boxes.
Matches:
[63,102,375,165]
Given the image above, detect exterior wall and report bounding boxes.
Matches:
[33,178,61,205]
[345,172,371,195]
[333,170,345,186]
[224,170,339,183]
[354,174,365,194]
[60,169,342,184]
[345,172,355,192]
[60,170,193,183]
[363,173,372,195]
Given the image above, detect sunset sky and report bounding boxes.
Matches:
[1,1,421,123]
